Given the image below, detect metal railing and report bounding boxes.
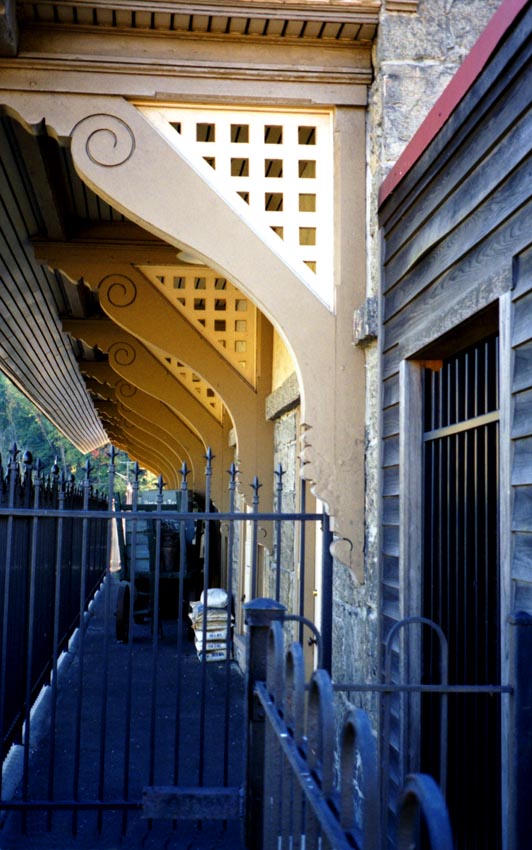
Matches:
[244,605,532,850]
[2,445,531,849]
[0,447,329,842]
[245,608,455,850]
[0,445,108,763]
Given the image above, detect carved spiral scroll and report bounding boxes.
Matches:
[98,274,137,309]
[72,114,135,168]
[109,341,136,368]
[116,381,137,401]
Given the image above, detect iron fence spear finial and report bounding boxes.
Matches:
[204,448,214,481]
[227,462,238,492]
[251,475,262,503]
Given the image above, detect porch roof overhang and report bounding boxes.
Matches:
[0,0,371,571]
[0,110,236,460]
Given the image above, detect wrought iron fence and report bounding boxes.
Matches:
[0,446,328,842]
[245,610,455,850]
[245,603,532,850]
[1,445,530,850]
[0,445,108,761]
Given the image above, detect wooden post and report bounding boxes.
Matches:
[244,597,286,850]
[508,610,532,850]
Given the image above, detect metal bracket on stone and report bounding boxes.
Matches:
[353,297,378,347]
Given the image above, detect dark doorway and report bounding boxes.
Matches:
[421,331,501,850]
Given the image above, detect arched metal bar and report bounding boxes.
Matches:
[266,620,285,706]
[384,617,448,686]
[307,669,335,797]
[382,616,449,801]
[282,614,322,669]
[285,642,305,745]
[339,707,380,850]
[397,773,454,850]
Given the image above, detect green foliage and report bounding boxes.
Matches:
[0,373,156,495]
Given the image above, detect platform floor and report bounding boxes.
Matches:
[0,577,247,849]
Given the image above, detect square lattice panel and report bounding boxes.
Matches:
[150,105,335,306]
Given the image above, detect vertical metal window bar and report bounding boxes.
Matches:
[422,335,500,850]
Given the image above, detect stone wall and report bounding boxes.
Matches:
[264,405,299,611]
[367,0,501,300]
[330,0,504,716]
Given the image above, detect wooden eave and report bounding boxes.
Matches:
[16,0,380,43]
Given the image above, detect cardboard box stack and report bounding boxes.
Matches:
[189,588,233,662]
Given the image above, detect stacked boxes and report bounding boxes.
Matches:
[189,588,233,662]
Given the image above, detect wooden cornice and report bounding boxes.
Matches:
[17,0,380,42]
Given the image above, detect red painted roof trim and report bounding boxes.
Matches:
[379,0,530,207]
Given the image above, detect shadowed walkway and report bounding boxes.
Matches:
[0,577,247,849]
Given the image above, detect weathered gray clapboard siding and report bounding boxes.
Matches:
[513,389,532,439]
[382,384,401,625]
[382,524,399,558]
[383,267,510,378]
[0,117,106,451]
[378,0,532,805]
[385,160,532,328]
[384,201,532,352]
[512,437,532,485]
[512,288,532,346]
[385,113,532,292]
[511,247,532,601]
[382,495,399,527]
[511,342,532,391]
[512,485,532,530]
[383,373,400,408]
[383,45,532,266]
[382,465,399,498]
[383,436,399,470]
